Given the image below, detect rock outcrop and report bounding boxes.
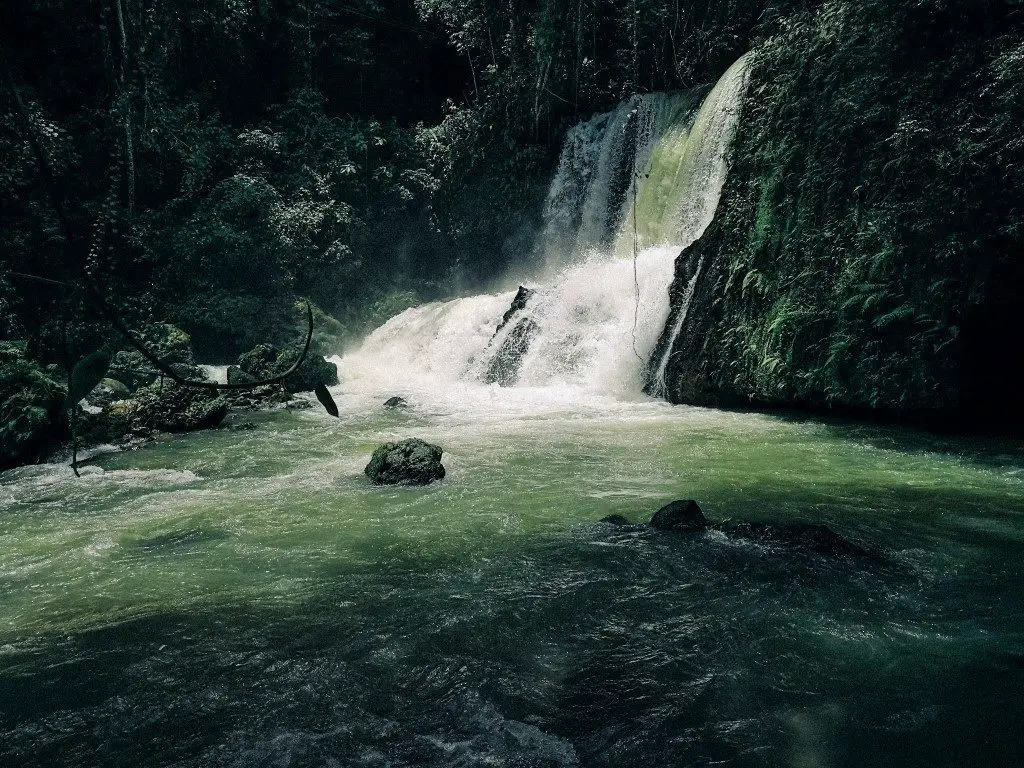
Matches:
[482,287,539,387]
[78,381,228,445]
[236,343,338,393]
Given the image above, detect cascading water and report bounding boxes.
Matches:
[340,55,750,401]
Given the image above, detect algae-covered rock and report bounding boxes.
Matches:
[84,378,131,408]
[237,343,280,380]
[108,323,203,391]
[236,343,338,393]
[0,342,67,470]
[128,382,228,433]
[78,381,228,445]
[364,438,445,486]
[226,365,256,386]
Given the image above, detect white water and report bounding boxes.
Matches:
[340,56,751,405]
[199,364,229,385]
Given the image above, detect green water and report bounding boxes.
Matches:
[1,391,1023,766]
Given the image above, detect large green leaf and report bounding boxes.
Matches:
[315,383,339,418]
[66,349,112,408]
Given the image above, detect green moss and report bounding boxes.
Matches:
[659,0,1024,428]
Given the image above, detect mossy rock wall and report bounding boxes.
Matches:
[655,0,1024,431]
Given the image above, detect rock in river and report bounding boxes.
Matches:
[650,499,708,532]
[365,438,446,486]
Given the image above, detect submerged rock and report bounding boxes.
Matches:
[365,438,446,486]
[599,514,632,526]
[650,499,708,531]
[384,396,408,408]
[720,521,870,558]
[641,495,871,558]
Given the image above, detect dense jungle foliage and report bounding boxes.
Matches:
[656,0,1024,431]
[1,0,811,362]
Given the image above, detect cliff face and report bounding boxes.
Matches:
[652,0,1024,431]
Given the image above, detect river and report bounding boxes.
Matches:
[2,377,1023,766]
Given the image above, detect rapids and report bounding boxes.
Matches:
[1,393,1023,766]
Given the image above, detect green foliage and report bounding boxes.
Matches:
[0,342,67,469]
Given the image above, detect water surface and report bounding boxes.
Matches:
[1,386,1022,767]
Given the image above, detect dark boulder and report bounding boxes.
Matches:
[79,381,228,445]
[365,438,446,486]
[495,286,536,334]
[236,343,280,380]
[236,343,338,393]
[650,499,708,531]
[226,365,256,385]
[84,378,131,408]
[108,323,202,391]
[720,521,870,558]
[278,348,339,393]
[484,317,539,386]
[384,396,408,408]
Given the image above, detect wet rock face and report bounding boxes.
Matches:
[384,396,408,408]
[495,286,536,334]
[365,438,446,486]
[78,382,228,446]
[484,317,539,386]
[650,499,708,531]
[236,344,338,393]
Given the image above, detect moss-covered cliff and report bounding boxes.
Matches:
[653,0,1024,431]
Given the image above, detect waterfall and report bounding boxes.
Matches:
[628,54,749,252]
[540,92,698,267]
[339,56,750,400]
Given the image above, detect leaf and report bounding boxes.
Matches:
[315,383,339,418]
[66,349,112,408]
